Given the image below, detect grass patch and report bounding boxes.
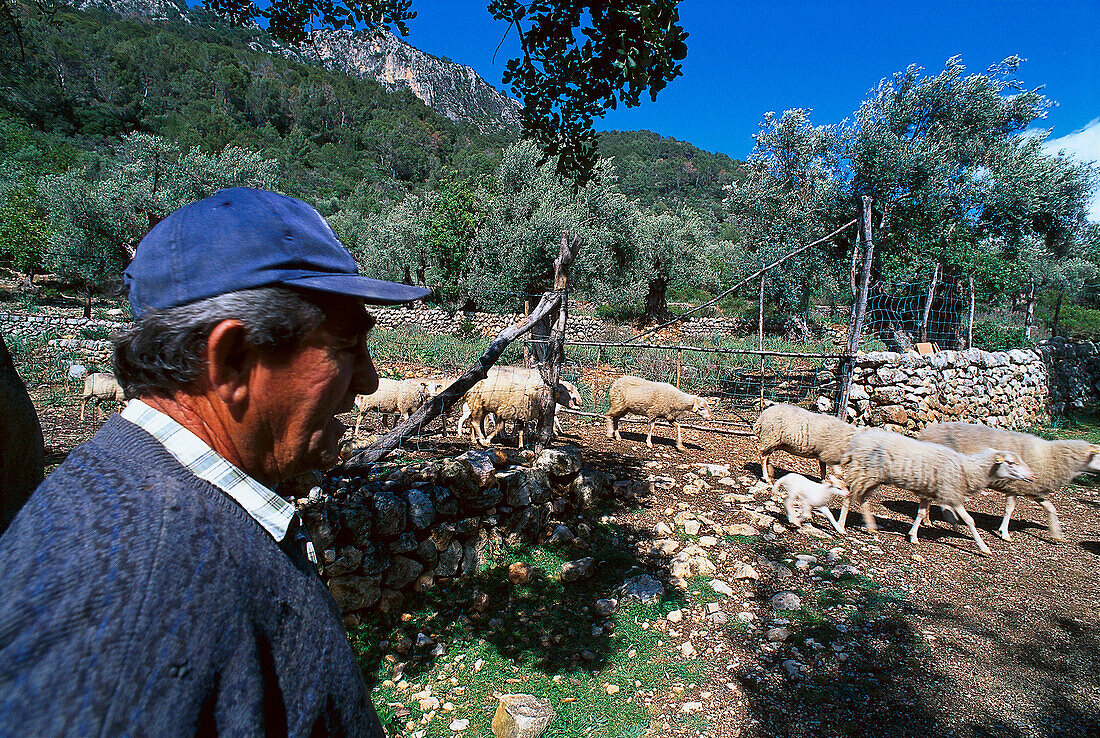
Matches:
[350,523,699,737]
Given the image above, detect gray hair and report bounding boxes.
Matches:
[113,287,330,398]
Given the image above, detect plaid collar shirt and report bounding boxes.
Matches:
[120,399,318,566]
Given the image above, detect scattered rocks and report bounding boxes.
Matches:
[770,591,802,611]
[559,557,595,582]
[618,575,664,603]
[491,694,555,738]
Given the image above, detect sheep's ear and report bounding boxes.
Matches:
[994,454,1004,464]
[1089,444,1100,455]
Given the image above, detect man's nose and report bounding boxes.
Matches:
[351,344,379,396]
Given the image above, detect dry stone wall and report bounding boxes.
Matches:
[820,347,1050,434]
[290,446,626,622]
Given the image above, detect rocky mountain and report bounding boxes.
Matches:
[75,0,190,23]
[74,0,520,132]
[295,29,521,131]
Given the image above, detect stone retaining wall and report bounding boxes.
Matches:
[1,307,763,345]
[289,447,627,621]
[819,346,1062,434]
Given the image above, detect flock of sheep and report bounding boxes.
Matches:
[351,368,710,450]
[78,364,1099,555]
[756,403,1100,555]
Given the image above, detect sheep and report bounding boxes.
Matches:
[463,370,574,448]
[80,372,126,421]
[838,428,1035,555]
[605,375,712,451]
[774,472,849,534]
[352,378,428,436]
[919,422,1100,542]
[456,375,581,437]
[753,403,861,483]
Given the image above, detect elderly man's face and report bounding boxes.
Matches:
[252,295,378,481]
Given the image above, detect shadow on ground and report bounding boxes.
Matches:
[730,534,1100,737]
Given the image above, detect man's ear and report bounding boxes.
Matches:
[206,320,252,407]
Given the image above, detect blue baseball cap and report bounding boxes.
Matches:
[124,187,432,318]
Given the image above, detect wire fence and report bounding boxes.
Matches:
[12,228,1100,463]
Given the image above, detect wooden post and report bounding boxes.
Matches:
[1024,274,1037,341]
[836,196,874,420]
[534,230,582,449]
[758,269,765,408]
[920,262,940,342]
[967,275,975,349]
[675,348,682,388]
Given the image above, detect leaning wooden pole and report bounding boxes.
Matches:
[836,196,874,420]
[342,285,570,470]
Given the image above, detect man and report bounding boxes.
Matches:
[0,188,430,735]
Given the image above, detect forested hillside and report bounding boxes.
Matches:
[596,130,745,213]
[2,3,1097,347]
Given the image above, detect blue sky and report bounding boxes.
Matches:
[399,0,1100,215]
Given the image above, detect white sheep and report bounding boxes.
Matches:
[80,372,126,421]
[352,378,429,436]
[753,403,861,483]
[919,422,1100,542]
[774,472,849,534]
[456,375,581,437]
[838,428,1035,555]
[605,375,712,451]
[464,369,574,448]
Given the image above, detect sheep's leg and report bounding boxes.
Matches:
[997,494,1017,541]
[1039,499,1065,543]
[837,495,850,532]
[80,397,89,422]
[908,500,931,544]
[605,415,616,439]
[675,422,685,451]
[353,412,364,438]
[818,460,828,481]
[645,420,655,448]
[952,504,991,555]
[760,451,774,484]
[859,499,879,537]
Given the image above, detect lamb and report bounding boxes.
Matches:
[753,403,861,483]
[919,422,1100,542]
[774,472,849,534]
[463,369,574,448]
[838,428,1034,555]
[352,378,429,436]
[605,375,712,451]
[80,372,126,421]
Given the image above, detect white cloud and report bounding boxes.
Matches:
[1043,118,1100,222]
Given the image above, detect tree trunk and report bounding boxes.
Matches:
[642,273,671,326]
[83,286,92,319]
[1024,274,1037,340]
[0,335,45,533]
[1049,289,1064,336]
[402,265,413,285]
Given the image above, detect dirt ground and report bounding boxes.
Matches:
[28,391,1100,738]
[360,408,1100,738]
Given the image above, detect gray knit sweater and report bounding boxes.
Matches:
[0,416,384,737]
